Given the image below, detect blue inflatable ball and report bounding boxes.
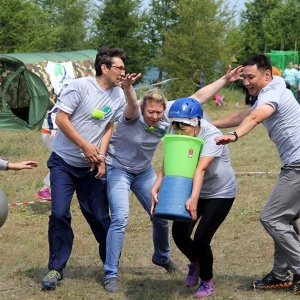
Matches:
[0,188,8,228]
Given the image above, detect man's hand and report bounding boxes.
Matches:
[214,134,236,145]
[81,143,102,164]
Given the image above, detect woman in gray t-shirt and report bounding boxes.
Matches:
[151,98,236,299]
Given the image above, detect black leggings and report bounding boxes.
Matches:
[172,197,235,281]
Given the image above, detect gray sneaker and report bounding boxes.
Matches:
[104,277,119,292]
[42,270,63,291]
[152,258,182,274]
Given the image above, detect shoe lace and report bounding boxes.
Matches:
[198,281,210,291]
[47,270,61,279]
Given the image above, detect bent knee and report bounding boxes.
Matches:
[110,212,129,228]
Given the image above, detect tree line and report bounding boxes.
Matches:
[1,0,299,98]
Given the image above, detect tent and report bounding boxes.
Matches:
[0,50,96,131]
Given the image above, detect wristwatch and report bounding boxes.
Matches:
[228,131,238,142]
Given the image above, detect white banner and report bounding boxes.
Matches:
[45,61,75,96]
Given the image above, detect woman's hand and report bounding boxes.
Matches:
[185,197,198,221]
[91,156,106,179]
[224,65,243,83]
[150,187,159,216]
[122,73,142,88]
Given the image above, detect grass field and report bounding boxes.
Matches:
[0,89,299,299]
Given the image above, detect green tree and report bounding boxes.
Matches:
[262,0,300,52]
[0,0,91,53]
[239,0,281,57]
[145,0,179,82]
[34,0,91,51]
[90,0,150,75]
[157,0,240,99]
[0,0,57,52]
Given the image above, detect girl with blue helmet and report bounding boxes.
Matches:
[151,98,237,298]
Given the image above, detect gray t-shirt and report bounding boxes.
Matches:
[192,119,237,198]
[106,100,212,174]
[253,75,300,166]
[106,107,169,174]
[53,76,126,167]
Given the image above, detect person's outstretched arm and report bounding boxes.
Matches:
[191,65,243,104]
[122,73,142,120]
[214,104,274,145]
[0,159,38,171]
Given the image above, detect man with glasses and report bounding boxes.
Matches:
[42,46,132,291]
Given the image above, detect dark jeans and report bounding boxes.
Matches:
[172,197,235,281]
[47,152,110,270]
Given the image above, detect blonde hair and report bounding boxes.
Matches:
[141,88,167,111]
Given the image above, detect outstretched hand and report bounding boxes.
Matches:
[122,73,142,88]
[8,161,38,171]
[224,65,243,83]
[214,134,236,145]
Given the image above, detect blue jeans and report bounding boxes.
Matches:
[104,165,170,279]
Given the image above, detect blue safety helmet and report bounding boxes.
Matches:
[168,98,203,119]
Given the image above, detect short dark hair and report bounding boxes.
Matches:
[95,46,126,76]
[242,54,272,73]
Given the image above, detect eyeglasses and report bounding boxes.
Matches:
[171,121,192,131]
[111,65,125,72]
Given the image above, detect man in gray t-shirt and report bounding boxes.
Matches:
[42,46,127,291]
[213,54,300,295]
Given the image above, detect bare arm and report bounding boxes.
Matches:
[122,73,142,120]
[56,109,101,164]
[186,156,214,221]
[191,65,243,104]
[150,164,164,215]
[211,107,253,128]
[94,122,115,178]
[7,161,38,171]
[214,104,275,145]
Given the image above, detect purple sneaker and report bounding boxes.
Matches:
[195,280,215,298]
[36,188,51,200]
[186,262,200,287]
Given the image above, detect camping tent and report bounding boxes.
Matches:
[0,50,96,131]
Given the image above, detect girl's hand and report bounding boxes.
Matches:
[185,197,198,221]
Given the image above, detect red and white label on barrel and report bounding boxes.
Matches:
[188,149,193,158]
